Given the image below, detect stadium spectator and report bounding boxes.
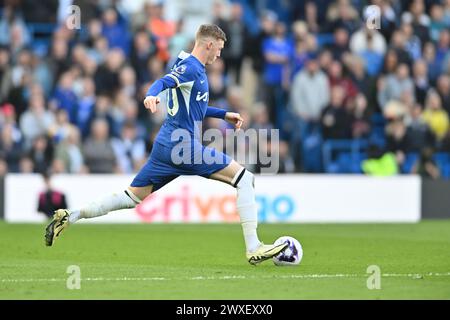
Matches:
[261,21,291,127]
[290,22,313,77]
[349,93,371,139]
[413,59,431,105]
[377,63,415,111]
[401,22,422,61]
[48,108,77,144]
[19,155,34,173]
[168,19,191,65]
[28,135,54,174]
[0,122,23,172]
[291,55,330,139]
[215,2,249,85]
[401,0,430,45]
[119,66,137,99]
[304,1,320,34]
[385,116,409,164]
[423,41,441,84]
[386,32,412,69]
[145,0,176,63]
[411,146,441,179]
[361,144,398,176]
[131,30,157,84]
[327,27,350,61]
[246,9,276,77]
[327,59,358,104]
[37,173,68,219]
[0,156,7,176]
[207,58,227,105]
[83,118,117,174]
[436,75,450,114]
[320,85,352,140]
[45,38,71,86]
[325,0,360,34]
[0,46,12,102]
[85,94,118,139]
[429,3,447,43]
[54,126,85,174]
[19,93,55,149]
[94,49,124,96]
[111,121,146,174]
[0,6,31,55]
[76,77,97,138]
[101,7,131,56]
[346,55,377,111]
[51,71,79,124]
[421,89,449,142]
[436,29,450,70]
[405,104,435,153]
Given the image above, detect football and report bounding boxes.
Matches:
[273,236,303,266]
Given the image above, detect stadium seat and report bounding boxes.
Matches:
[323,139,369,173]
[402,153,419,174]
[315,33,335,47]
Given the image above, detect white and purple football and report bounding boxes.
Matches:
[273,236,303,266]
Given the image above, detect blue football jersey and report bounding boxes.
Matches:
[155,51,209,146]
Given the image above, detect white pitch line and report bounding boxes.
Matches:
[1,272,450,283]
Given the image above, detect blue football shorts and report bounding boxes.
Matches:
[131,141,232,191]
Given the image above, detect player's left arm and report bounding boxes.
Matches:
[206,106,243,130]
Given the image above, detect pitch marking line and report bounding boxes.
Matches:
[1,272,450,283]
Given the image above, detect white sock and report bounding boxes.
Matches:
[68,190,141,224]
[234,169,261,252]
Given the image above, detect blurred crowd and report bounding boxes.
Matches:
[0,0,449,177]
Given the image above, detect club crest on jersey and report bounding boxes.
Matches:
[173,64,187,75]
[196,91,209,102]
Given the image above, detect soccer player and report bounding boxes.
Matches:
[45,24,287,265]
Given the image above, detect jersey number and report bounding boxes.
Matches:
[167,88,179,116]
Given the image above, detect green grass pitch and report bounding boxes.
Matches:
[0,220,449,299]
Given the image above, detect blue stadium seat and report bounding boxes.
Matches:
[433,153,450,178]
[323,139,369,173]
[442,163,450,179]
[402,152,419,174]
[315,33,335,47]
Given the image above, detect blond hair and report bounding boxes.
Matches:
[196,24,227,42]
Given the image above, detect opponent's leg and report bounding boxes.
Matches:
[209,160,288,265]
[45,185,153,246]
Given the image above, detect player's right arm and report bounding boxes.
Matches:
[144,59,196,113]
[143,76,177,113]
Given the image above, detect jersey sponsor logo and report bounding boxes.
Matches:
[196,91,209,102]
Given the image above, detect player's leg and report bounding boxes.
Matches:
[209,160,288,265]
[69,185,152,222]
[45,141,176,246]
[44,185,151,247]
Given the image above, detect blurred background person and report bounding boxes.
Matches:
[37,172,68,220]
